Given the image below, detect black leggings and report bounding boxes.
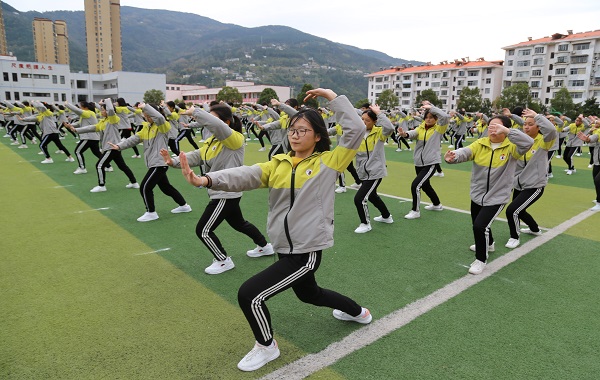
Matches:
[74,139,103,169]
[196,197,267,261]
[95,150,137,186]
[506,188,544,239]
[563,146,578,170]
[338,161,361,187]
[140,166,187,213]
[40,133,71,158]
[238,251,362,346]
[470,201,505,262]
[121,129,140,155]
[175,129,199,150]
[354,178,390,224]
[411,165,440,212]
[593,165,600,203]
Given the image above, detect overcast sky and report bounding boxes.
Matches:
[6,0,600,64]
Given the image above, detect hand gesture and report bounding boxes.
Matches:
[397,127,407,137]
[270,98,280,107]
[107,142,120,151]
[576,131,590,142]
[304,88,337,102]
[159,148,173,166]
[179,152,203,187]
[444,150,456,163]
[137,102,146,109]
[502,108,511,116]
[369,104,381,115]
[488,122,509,136]
[522,108,537,118]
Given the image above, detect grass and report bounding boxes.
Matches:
[1,134,599,379]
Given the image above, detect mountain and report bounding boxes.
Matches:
[1,2,422,103]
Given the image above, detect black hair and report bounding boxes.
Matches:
[288,108,331,153]
[178,102,186,110]
[489,115,512,129]
[116,97,127,107]
[147,104,165,119]
[362,109,378,122]
[512,106,524,116]
[80,101,95,112]
[285,98,299,109]
[23,101,30,106]
[210,104,242,133]
[209,100,220,107]
[134,101,140,107]
[360,102,370,109]
[423,109,438,120]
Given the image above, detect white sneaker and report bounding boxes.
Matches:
[10,141,20,145]
[125,182,140,189]
[237,340,280,372]
[395,148,402,152]
[137,211,159,222]
[31,138,38,144]
[354,223,372,233]
[132,154,141,158]
[171,153,177,157]
[333,307,372,324]
[105,167,114,172]
[348,183,361,190]
[469,242,495,252]
[335,186,347,193]
[258,147,266,152]
[588,164,594,168]
[520,228,542,236]
[374,215,394,224]
[38,151,45,155]
[547,173,553,178]
[171,204,192,213]
[468,260,486,275]
[433,172,444,177]
[591,204,600,211]
[424,204,443,211]
[204,257,235,274]
[566,170,573,175]
[404,210,420,219]
[448,145,454,149]
[575,153,581,156]
[90,185,107,193]
[73,167,87,174]
[55,149,63,154]
[247,243,274,258]
[505,238,520,249]
[41,158,54,164]
[18,144,28,149]
[555,155,561,159]
[65,157,75,162]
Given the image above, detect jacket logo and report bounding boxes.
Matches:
[305,169,313,176]
[530,149,536,155]
[499,154,507,161]
[212,146,217,151]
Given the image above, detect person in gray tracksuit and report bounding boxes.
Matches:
[562,114,590,174]
[111,103,191,222]
[397,101,449,218]
[445,115,534,275]
[504,109,558,249]
[174,88,371,372]
[162,103,271,275]
[67,98,138,193]
[257,101,292,160]
[65,101,103,174]
[577,123,600,210]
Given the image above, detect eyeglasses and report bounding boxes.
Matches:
[287,128,313,137]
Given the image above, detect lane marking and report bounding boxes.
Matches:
[261,209,596,380]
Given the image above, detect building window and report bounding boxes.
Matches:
[507,71,512,77]
[532,70,542,76]
[517,60,530,67]
[441,81,448,86]
[76,80,87,89]
[558,44,568,52]
[62,93,67,101]
[568,80,585,87]
[533,58,543,65]
[468,71,478,77]
[486,78,491,84]
[507,60,513,66]
[458,71,465,77]
[516,71,529,78]
[555,68,566,75]
[457,80,464,85]
[4,91,10,100]
[508,49,515,56]
[60,76,65,84]
[54,93,59,101]
[467,80,478,86]
[12,73,18,82]
[403,83,411,89]
[3,72,8,81]
[570,92,583,99]
[52,75,58,84]
[531,81,541,88]
[531,92,539,98]
[571,56,588,64]
[556,56,568,63]
[570,68,586,75]
[555,80,564,87]
[441,90,448,95]
[485,88,491,94]
[519,49,531,56]
[573,43,590,51]
[14,92,20,100]
[486,68,492,74]
[534,47,544,54]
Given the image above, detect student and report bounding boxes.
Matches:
[161,103,273,275]
[397,101,449,219]
[176,88,371,372]
[175,102,200,150]
[577,123,600,211]
[64,101,102,175]
[504,109,557,248]
[161,101,182,156]
[444,115,533,275]
[353,104,395,233]
[562,114,589,175]
[114,98,141,158]
[66,98,139,193]
[19,102,75,164]
[109,103,192,222]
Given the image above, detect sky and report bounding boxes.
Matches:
[6,0,600,65]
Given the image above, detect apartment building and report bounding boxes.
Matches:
[168,81,291,104]
[0,1,8,56]
[84,0,122,74]
[366,59,504,110]
[32,18,69,65]
[502,29,600,106]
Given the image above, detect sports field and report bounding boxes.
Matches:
[1,134,599,379]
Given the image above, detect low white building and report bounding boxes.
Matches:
[167,81,291,105]
[0,55,166,105]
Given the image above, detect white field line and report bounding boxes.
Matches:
[261,209,596,380]
[134,248,171,256]
[74,207,110,214]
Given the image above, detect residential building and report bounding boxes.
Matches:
[167,81,291,104]
[84,0,122,74]
[32,18,69,65]
[0,1,7,56]
[502,29,600,106]
[366,59,504,110]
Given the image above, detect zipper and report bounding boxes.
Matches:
[283,155,315,254]
[481,148,495,204]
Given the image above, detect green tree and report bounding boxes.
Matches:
[456,87,483,112]
[376,89,399,110]
[143,89,165,104]
[498,83,531,110]
[216,86,243,106]
[415,89,442,108]
[579,97,600,117]
[297,83,318,109]
[550,88,576,117]
[480,98,493,116]
[257,88,279,105]
[354,98,370,108]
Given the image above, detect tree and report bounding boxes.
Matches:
[480,98,493,116]
[143,89,165,104]
[579,97,600,117]
[456,87,482,112]
[354,98,370,108]
[216,86,243,106]
[257,88,279,105]
[297,83,318,109]
[415,89,442,108]
[498,83,531,111]
[550,88,576,117]
[376,89,399,110]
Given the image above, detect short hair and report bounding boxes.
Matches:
[210,104,242,133]
[285,98,299,109]
[166,101,176,109]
